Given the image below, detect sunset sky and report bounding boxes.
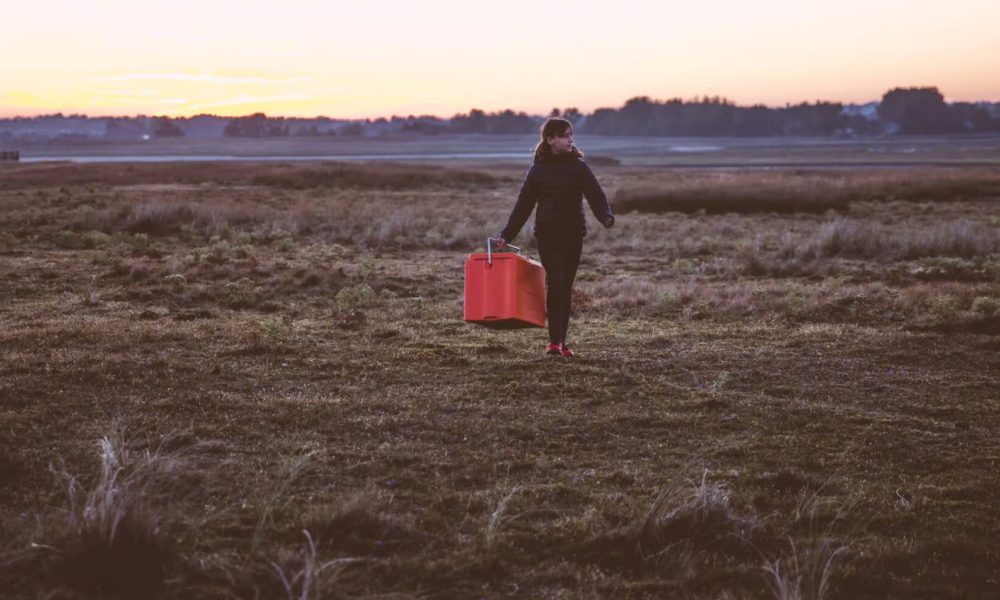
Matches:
[3,0,999,119]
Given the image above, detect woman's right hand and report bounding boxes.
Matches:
[495,237,507,248]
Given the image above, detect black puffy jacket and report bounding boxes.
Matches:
[499,152,614,241]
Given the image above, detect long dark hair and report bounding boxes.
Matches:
[534,117,583,160]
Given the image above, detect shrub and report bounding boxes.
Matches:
[243,316,291,349]
[335,284,377,309]
[164,273,188,292]
[274,235,297,253]
[81,230,114,248]
[926,295,962,324]
[972,296,1000,316]
[226,278,261,309]
[126,233,150,251]
[53,230,83,249]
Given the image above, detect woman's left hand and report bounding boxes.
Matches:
[602,215,615,228]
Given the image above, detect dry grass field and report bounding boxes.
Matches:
[1,160,999,599]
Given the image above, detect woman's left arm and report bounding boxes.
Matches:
[581,162,615,228]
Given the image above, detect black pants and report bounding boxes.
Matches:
[536,231,583,345]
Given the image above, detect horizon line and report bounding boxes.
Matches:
[3,89,1000,122]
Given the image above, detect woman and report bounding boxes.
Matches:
[496,117,615,357]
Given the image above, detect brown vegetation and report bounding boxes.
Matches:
[0,160,506,191]
[614,168,1000,214]
[1,161,999,598]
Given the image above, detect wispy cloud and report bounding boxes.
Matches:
[89,73,316,85]
[182,93,313,111]
[82,88,158,98]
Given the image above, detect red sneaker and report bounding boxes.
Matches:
[545,342,562,356]
[558,344,575,357]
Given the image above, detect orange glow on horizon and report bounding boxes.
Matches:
[3,0,1000,119]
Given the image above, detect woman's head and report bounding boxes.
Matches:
[535,117,582,159]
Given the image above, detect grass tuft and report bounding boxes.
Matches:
[51,429,187,597]
[588,471,761,569]
[765,538,846,600]
[483,487,522,563]
[253,450,316,549]
[801,218,1000,260]
[271,530,355,600]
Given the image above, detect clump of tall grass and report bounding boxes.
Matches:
[972,295,1000,316]
[123,200,202,235]
[743,218,1000,279]
[271,530,355,600]
[47,429,189,597]
[241,316,294,353]
[741,237,832,278]
[335,206,488,250]
[613,168,1000,216]
[253,450,316,549]
[334,283,378,309]
[614,174,852,214]
[764,484,854,600]
[482,487,522,565]
[588,472,760,568]
[123,199,256,236]
[765,538,845,600]
[800,218,1000,260]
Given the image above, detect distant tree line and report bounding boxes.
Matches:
[583,88,1000,137]
[3,87,999,143]
[217,88,998,138]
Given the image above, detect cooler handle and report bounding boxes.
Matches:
[486,237,521,266]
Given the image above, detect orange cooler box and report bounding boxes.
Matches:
[464,241,546,329]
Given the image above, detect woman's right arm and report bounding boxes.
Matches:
[498,166,538,242]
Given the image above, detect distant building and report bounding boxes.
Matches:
[840,102,879,121]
